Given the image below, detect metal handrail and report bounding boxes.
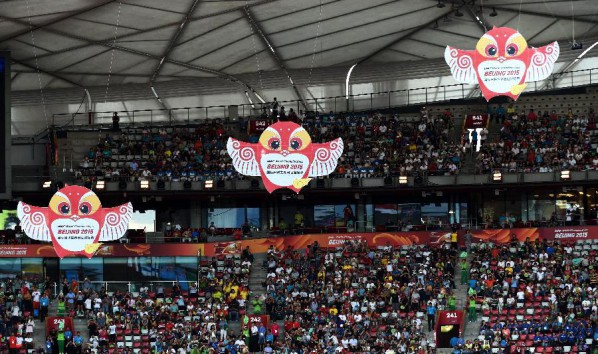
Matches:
[53,280,198,295]
[42,66,597,132]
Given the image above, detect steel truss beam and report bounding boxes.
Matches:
[149,0,200,84]
[243,6,307,110]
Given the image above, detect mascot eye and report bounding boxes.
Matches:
[290,138,302,150]
[485,45,497,57]
[506,44,518,56]
[58,202,71,215]
[79,202,92,215]
[268,138,281,150]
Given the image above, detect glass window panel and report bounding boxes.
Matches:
[129,210,156,232]
[103,258,128,282]
[588,188,598,221]
[365,204,374,231]
[315,205,356,227]
[556,189,583,225]
[208,208,245,228]
[60,258,82,282]
[334,205,355,226]
[314,205,335,227]
[175,257,198,285]
[21,258,43,283]
[246,208,260,229]
[81,258,103,282]
[527,191,556,224]
[0,259,20,279]
[421,203,449,228]
[374,204,400,226]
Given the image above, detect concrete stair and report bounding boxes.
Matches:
[57,131,116,170]
[246,252,288,341]
[248,253,267,313]
[455,253,483,343]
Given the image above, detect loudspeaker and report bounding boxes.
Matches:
[228,105,239,121]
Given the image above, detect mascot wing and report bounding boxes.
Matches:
[17,201,51,242]
[227,137,261,176]
[444,46,478,84]
[526,41,560,82]
[99,202,133,241]
[309,138,344,177]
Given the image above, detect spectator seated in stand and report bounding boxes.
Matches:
[466,237,597,353]
[62,249,253,353]
[258,240,455,352]
[74,107,463,185]
[477,108,596,174]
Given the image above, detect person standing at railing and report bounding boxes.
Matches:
[40,292,49,322]
[271,98,279,119]
[112,112,120,131]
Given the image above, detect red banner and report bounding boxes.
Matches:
[437,310,464,326]
[435,310,465,348]
[0,243,205,258]
[539,226,590,240]
[46,317,74,336]
[463,114,489,129]
[2,225,596,258]
[468,226,593,243]
[212,241,241,255]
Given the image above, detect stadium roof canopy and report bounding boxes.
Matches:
[3,0,598,103]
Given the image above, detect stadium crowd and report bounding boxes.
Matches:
[301,108,462,178]
[2,236,597,353]
[258,239,457,353]
[0,276,53,352]
[1,250,253,353]
[462,237,598,353]
[476,108,597,174]
[74,107,463,185]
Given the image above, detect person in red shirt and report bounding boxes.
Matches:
[233,229,242,241]
[527,109,538,122]
[8,334,17,354]
[165,321,175,332]
[269,322,280,341]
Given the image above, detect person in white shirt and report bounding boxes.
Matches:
[32,289,41,307]
[11,305,19,319]
[109,323,117,343]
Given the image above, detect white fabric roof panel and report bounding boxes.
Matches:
[0,0,595,102]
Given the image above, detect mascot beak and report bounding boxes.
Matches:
[281,150,289,157]
[70,215,81,221]
[497,56,506,63]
